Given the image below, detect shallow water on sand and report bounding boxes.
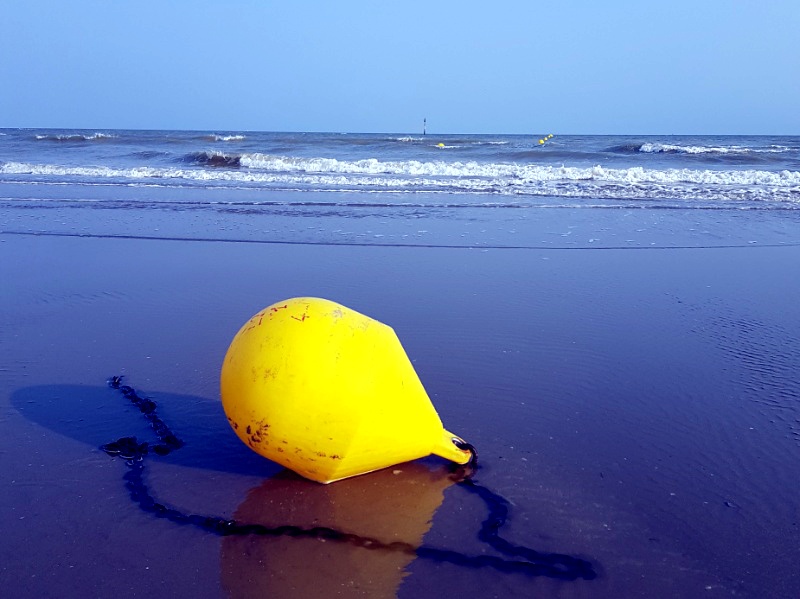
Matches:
[1,228,799,597]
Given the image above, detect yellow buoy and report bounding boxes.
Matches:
[220,297,472,483]
[436,142,445,147]
[538,139,545,144]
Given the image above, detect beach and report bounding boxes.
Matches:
[2,226,799,597]
[1,131,799,597]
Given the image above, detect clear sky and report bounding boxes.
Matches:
[2,1,798,134]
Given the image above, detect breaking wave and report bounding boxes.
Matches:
[203,134,247,142]
[185,151,242,168]
[34,132,117,142]
[236,153,800,187]
[642,143,752,154]
[607,142,794,155]
[2,156,798,207]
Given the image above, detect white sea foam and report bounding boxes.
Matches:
[35,132,116,141]
[209,134,246,142]
[238,153,800,187]
[639,142,792,155]
[2,159,798,205]
[641,143,737,154]
[4,157,800,189]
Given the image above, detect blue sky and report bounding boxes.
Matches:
[2,1,798,134]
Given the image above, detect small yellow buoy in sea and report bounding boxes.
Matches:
[220,297,472,483]
[538,139,545,144]
[437,142,445,147]
[548,134,554,139]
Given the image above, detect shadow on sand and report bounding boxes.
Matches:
[12,380,597,592]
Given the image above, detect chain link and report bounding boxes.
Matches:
[102,376,595,581]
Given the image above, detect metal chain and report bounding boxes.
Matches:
[102,376,596,581]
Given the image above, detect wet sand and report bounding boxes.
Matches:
[1,230,799,597]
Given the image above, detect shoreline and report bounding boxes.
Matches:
[6,228,800,250]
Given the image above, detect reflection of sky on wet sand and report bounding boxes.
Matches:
[3,233,800,597]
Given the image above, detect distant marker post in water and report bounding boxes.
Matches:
[423,118,426,136]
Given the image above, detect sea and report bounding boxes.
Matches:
[1,129,799,248]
